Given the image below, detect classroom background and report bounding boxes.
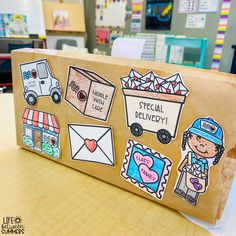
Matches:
[0,0,235,89]
[0,1,236,235]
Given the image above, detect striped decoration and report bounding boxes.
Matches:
[22,108,60,134]
[211,0,231,71]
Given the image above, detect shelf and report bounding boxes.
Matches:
[0,83,12,87]
[0,71,12,74]
[0,53,11,60]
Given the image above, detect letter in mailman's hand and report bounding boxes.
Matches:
[67,124,115,166]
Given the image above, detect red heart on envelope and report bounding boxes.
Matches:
[84,139,97,153]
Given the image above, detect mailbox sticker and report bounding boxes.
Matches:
[64,66,116,122]
[68,124,115,166]
[174,117,225,206]
[22,108,60,159]
[120,69,189,144]
[19,59,62,106]
[121,139,172,200]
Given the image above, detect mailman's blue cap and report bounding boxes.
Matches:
[188,118,223,146]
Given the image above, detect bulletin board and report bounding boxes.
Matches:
[0,0,46,38]
[42,2,86,33]
[95,0,127,28]
[95,0,127,48]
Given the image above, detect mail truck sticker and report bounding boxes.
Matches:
[19,59,62,105]
[174,117,225,206]
[121,139,172,200]
[68,124,115,166]
[22,108,60,158]
[65,66,116,122]
[121,69,189,144]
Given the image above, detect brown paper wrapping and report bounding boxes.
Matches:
[12,49,236,224]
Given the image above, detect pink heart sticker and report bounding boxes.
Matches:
[134,152,153,168]
[139,164,158,184]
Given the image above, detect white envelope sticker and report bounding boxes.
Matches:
[68,124,115,166]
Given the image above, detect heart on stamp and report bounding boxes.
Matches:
[139,164,158,184]
[134,152,153,168]
[84,139,97,153]
[190,177,203,191]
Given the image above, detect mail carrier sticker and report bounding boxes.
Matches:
[174,117,225,206]
[120,69,189,144]
[19,59,62,105]
[121,139,172,200]
[67,124,115,166]
[65,66,116,122]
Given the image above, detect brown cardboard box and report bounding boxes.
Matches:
[12,49,236,224]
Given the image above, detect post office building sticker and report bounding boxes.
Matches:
[22,108,60,158]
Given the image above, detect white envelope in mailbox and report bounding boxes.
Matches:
[68,124,115,166]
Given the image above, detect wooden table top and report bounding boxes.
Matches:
[0,94,210,236]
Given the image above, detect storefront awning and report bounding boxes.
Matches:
[22,108,60,134]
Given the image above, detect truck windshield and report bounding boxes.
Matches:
[37,62,48,79]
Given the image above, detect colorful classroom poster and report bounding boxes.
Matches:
[178,0,198,13]
[0,14,5,37]
[185,14,206,28]
[52,10,69,30]
[109,27,123,48]
[0,13,29,38]
[96,27,110,45]
[198,0,220,13]
[211,0,231,71]
[146,0,173,30]
[130,0,142,33]
[95,0,127,28]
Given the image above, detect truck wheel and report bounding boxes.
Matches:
[130,123,143,137]
[156,129,172,144]
[26,94,37,105]
[52,91,61,104]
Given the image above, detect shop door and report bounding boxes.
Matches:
[34,130,42,150]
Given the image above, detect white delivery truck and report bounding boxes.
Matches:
[20,59,62,105]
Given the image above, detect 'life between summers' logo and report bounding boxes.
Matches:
[1,216,25,234]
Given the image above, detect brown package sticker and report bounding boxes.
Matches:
[65,66,116,122]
